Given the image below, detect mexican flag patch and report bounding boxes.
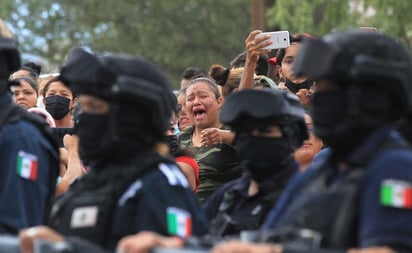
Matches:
[166,207,192,238]
[380,179,412,209]
[16,151,38,181]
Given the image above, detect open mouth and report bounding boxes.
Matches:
[193,109,206,121]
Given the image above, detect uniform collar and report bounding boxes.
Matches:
[232,163,297,197]
[232,173,252,197]
[348,124,401,166]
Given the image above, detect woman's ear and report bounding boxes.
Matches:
[70,97,78,109]
[277,65,284,78]
[216,96,224,109]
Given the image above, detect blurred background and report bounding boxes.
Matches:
[1,0,411,89]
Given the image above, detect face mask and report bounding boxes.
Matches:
[234,135,292,182]
[310,90,347,137]
[284,78,313,94]
[45,95,71,120]
[311,90,371,158]
[76,106,155,167]
[173,124,180,136]
[76,112,110,165]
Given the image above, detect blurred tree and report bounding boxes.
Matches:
[4,0,410,87]
[1,0,250,88]
[266,0,352,35]
[362,0,412,48]
[266,0,412,49]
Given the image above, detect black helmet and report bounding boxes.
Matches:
[0,19,20,94]
[293,30,412,156]
[294,30,412,116]
[220,89,308,149]
[59,48,175,142]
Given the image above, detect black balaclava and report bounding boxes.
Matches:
[220,89,307,183]
[310,88,357,159]
[234,134,293,183]
[76,102,154,168]
[76,112,110,167]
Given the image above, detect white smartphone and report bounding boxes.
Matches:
[255,31,290,50]
[360,27,378,32]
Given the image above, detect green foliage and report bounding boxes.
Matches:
[266,0,354,36]
[266,0,412,50]
[1,0,250,88]
[4,0,412,88]
[362,0,412,48]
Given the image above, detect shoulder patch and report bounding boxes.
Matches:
[70,206,98,228]
[159,163,189,188]
[118,180,143,206]
[166,206,192,237]
[380,178,412,209]
[16,150,38,181]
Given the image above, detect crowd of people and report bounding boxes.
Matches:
[0,17,412,253]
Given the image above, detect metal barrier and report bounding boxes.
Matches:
[150,247,346,253]
[0,235,346,253]
[151,248,210,253]
[0,235,20,253]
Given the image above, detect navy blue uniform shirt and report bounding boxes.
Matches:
[111,163,209,240]
[262,125,412,250]
[0,95,59,234]
[52,162,209,251]
[204,163,296,236]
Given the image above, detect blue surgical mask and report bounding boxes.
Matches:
[173,123,180,136]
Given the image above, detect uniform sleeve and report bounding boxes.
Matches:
[203,182,233,221]
[130,166,209,237]
[262,167,317,230]
[0,121,58,234]
[359,148,412,250]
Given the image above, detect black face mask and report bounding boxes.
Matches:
[45,95,71,120]
[234,135,292,183]
[76,112,110,166]
[284,78,313,94]
[76,107,155,167]
[311,90,368,158]
[311,90,347,138]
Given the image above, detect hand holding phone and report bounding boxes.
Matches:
[255,31,290,50]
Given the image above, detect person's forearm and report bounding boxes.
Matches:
[220,130,235,146]
[239,59,257,90]
[56,151,85,195]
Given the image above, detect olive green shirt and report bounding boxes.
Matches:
[179,125,242,203]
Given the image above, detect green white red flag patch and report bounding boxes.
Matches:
[16,151,38,181]
[166,207,192,238]
[380,179,412,209]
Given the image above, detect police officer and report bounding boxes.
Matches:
[212,30,412,253]
[204,88,307,237]
[19,48,208,253]
[0,20,59,234]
